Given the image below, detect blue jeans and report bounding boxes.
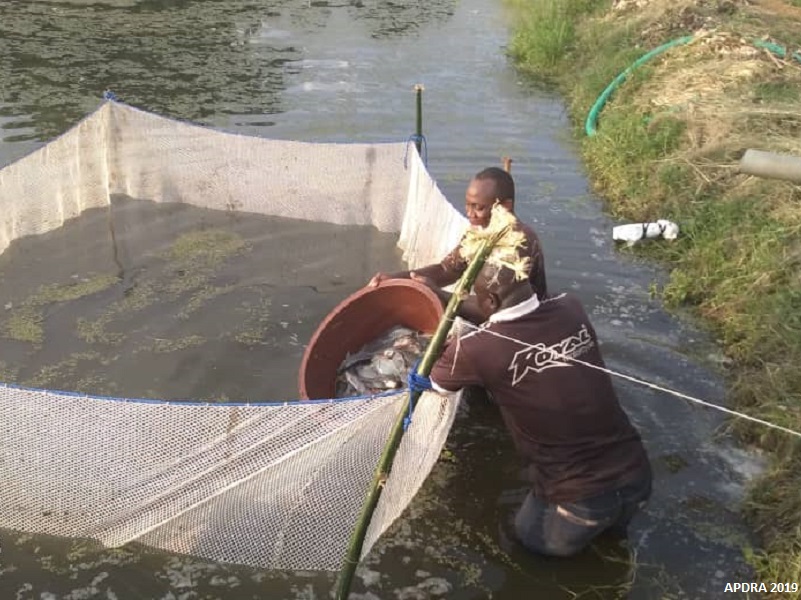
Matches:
[513,466,652,557]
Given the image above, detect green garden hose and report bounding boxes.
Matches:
[585,35,801,137]
[752,38,801,63]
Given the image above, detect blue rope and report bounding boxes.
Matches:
[403,133,428,168]
[404,360,433,430]
[103,90,119,102]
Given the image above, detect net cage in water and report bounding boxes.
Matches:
[0,99,467,571]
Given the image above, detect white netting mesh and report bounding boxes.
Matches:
[0,100,467,571]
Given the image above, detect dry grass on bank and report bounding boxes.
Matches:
[510,0,801,592]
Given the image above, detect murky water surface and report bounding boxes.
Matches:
[0,195,404,401]
[0,0,764,598]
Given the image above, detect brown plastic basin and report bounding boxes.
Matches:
[298,279,444,400]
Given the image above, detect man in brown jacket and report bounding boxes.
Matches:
[420,261,652,557]
[368,167,547,324]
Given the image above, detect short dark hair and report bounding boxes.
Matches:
[473,167,515,202]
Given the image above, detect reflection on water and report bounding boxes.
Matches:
[347,0,456,39]
[0,0,765,597]
[0,0,456,143]
[2,0,290,139]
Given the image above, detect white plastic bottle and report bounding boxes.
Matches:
[612,219,679,244]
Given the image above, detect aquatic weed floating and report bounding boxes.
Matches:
[0,97,465,572]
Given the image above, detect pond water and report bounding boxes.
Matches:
[0,195,404,402]
[0,0,765,598]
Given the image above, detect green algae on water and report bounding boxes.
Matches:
[233,295,273,347]
[162,229,247,265]
[34,275,119,304]
[661,453,690,474]
[77,316,126,345]
[177,284,235,321]
[2,274,118,344]
[24,351,104,389]
[73,231,247,346]
[4,306,44,344]
[0,359,19,382]
[145,335,206,354]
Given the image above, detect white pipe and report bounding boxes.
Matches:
[739,149,801,184]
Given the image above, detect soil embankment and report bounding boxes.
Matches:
[507,0,801,592]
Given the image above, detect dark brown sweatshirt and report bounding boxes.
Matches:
[430,292,649,503]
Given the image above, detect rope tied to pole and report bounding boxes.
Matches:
[405,360,434,430]
[455,318,801,440]
[403,133,428,168]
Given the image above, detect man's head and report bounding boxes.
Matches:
[465,167,516,229]
[474,261,533,320]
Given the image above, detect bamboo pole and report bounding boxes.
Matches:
[333,226,510,600]
[414,84,424,156]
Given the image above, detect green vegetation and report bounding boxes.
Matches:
[76,229,247,347]
[507,0,596,73]
[25,351,104,390]
[0,360,19,382]
[507,0,801,592]
[143,335,206,354]
[159,229,248,298]
[2,275,118,344]
[233,295,273,346]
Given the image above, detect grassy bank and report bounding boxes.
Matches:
[506,0,801,591]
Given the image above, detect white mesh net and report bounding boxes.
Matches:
[0,100,467,572]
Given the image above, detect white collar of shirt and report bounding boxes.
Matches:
[488,293,540,323]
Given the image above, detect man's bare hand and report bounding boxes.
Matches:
[368,272,390,287]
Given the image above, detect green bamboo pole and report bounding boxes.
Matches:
[414,84,423,156]
[334,226,510,600]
